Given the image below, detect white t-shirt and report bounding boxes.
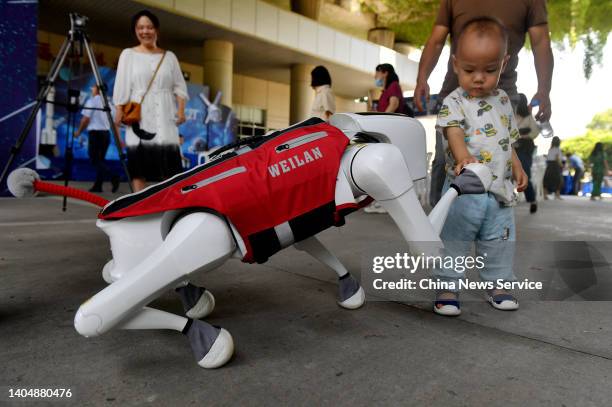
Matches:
[437,87,520,205]
[547,146,562,162]
[82,94,112,131]
[310,85,335,121]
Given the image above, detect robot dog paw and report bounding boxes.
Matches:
[184,319,234,369]
[451,163,493,195]
[337,274,365,310]
[102,260,114,284]
[176,283,216,319]
[7,168,39,198]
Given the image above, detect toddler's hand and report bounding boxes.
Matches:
[454,156,480,175]
[514,167,528,192]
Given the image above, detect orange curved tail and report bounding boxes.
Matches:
[33,180,109,208]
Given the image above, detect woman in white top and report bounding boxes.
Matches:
[113,10,189,191]
[310,66,335,122]
[514,93,540,139]
[513,94,540,212]
[543,136,563,199]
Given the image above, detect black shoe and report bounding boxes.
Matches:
[530,203,537,213]
[89,185,103,193]
[111,176,120,193]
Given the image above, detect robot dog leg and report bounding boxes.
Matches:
[342,141,491,255]
[294,236,365,309]
[74,211,236,368]
[344,143,443,255]
[98,212,217,320]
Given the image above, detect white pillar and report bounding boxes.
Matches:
[203,40,233,107]
[290,64,315,124]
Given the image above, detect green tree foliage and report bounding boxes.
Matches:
[562,109,612,164]
[361,0,611,79]
[548,0,610,79]
[360,0,440,46]
[586,109,612,131]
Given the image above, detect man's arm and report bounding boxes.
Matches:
[414,25,449,112]
[528,24,554,121]
[74,116,90,138]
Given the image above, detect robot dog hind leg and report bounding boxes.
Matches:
[75,211,237,368]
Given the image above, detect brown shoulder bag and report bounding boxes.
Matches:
[121,51,166,125]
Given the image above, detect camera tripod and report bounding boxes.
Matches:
[1,13,132,203]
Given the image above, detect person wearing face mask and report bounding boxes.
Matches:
[374,64,406,114]
[113,9,189,192]
[364,64,408,214]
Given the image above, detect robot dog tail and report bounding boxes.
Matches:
[7,168,109,208]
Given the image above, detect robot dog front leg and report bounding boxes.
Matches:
[345,143,443,256]
[344,143,492,256]
[294,236,366,309]
[74,212,237,368]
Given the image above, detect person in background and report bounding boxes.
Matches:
[178,134,190,170]
[515,93,540,140]
[415,0,554,208]
[543,136,563,199]
[364,64,407,214]
[374,63,406,114]
[513,131,538,213]
[310,65,335,122]
[113,9,188,192]
[513,93,539,212]
[566,152,585,195]
[74,85,120,193]
[589,142,609,200]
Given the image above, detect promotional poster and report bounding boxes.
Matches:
[0,0,38,196]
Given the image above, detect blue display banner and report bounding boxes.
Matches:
[0,0,38,195]
[37,67,237,181]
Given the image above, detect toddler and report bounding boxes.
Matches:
[433,17,528,316]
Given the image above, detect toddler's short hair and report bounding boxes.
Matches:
[457,16,508,54]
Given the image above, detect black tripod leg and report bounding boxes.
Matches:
[82,35,133,192]
[0,38,72,184]
[62,134,73,211]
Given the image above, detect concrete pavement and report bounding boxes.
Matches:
[1,186,611,406]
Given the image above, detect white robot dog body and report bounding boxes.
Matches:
[9,113,492,369]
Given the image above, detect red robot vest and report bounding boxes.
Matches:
[99,118,367,263]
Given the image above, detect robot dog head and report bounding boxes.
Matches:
[7,168,39,198]
[452,163,493,195]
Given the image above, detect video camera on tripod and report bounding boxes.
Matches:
[1,13,132,208]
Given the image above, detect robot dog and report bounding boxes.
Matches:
[8,113,492,369]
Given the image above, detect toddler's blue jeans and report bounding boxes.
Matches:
[432,179,517,291]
